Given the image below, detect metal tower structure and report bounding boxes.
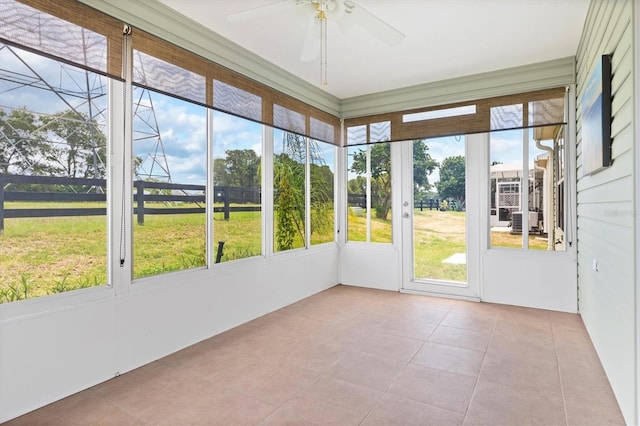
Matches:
[0,43,108,187]
[0,42,172,186]
[132,84,172,182]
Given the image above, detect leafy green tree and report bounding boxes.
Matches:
[347,175,366,196]
[350,144,391,219]
[413,140,439,200]
[42,110,106,178]
[310,163,334,199]
[436,155,466,210]
[310,162,334,240]
[213,157,227,185]
[350,140,437,219]
[0,107,51,175]
[214,149,260,188]
[274,157,302,250]
[273,134,335,248]
[274,133,306,251]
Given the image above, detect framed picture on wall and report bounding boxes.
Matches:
[581,54,612,176]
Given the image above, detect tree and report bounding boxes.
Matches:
[350,144,391,219]
[350,140,437,219]
[413,140,439,200]
[42,110,107,178]
[347,175,366,195]
[436,155,466,210]
[213,157,227,185]
[213,149,260,188]
[0,107,51,175]
[309,162,334,238]
[274,133,338,248]
[274,133,306,250]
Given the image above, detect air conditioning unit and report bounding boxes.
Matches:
[511,211,538,233]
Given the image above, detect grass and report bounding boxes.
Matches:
[133,210,206,279]
[413,209,467,283]
[348,208,549,284]
[347,210,393,243]
[490,231,549,250]
[213,208,261,260]
[0,201,335,302]
[1,201,549,303]
[346,209,467,282]
[0,210,108,300]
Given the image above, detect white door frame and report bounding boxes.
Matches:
[399,135,483,301]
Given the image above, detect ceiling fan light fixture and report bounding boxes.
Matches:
[320,7,328,86]
[227,0,404,89]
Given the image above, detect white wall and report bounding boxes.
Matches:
[482,250,578,312]
[575,0,636,423]
[340,244,400,291]
[0,248,338,422]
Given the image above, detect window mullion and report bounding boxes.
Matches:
[119,30,134,293]
[522,128,529,250]
[305,138,311,248]
[366,145,372,243]
[263,126,274,257]
[206,108,214,266]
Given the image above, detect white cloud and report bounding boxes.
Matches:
[424,136,465,163]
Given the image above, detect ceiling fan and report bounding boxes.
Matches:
[227,0,405,86]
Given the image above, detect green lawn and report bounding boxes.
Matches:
[413,209,548,282]
[348,209,548,284]
[346,209,467,282]
[0,207,109,300]
[347,210,393,243]
[413,209,467,283]
[1,202,548,303]
[0,202,335,302]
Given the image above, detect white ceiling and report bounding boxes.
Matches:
[158,0,590,99]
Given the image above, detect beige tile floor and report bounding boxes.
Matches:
[7,285,625,425]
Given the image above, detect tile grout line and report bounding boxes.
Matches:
[549,311,571,426]
[358,301,450,425]
[461,309,499,424]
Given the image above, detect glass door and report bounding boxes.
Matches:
[401,135,482,300]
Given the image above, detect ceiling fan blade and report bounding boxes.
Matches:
[227,0,294,23]
[340,0,405,46]
[300,15,321,62]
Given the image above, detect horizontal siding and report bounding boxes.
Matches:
[576,112,633,180]
[577,149,632,193]
[577,201,634,228]
[575,0,635,423]
[577,165,632,197]
[577,215,634,253]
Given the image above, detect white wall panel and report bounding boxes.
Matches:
[0,248,338,422]
[482,251,577,312]
[0,300,118,422]
[340,244,399,291]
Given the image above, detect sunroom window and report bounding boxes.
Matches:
[131,50,208,279]
[489,98,568,251]
[346,121,392,243]
[0,46,110,301]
